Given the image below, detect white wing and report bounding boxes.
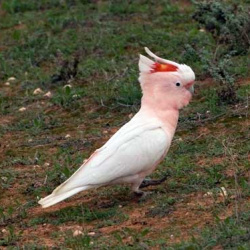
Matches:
[59,116,171,190]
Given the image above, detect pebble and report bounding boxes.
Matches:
[219,187,228,197]
[1,177,8,182]
[44,91,52,98]
[44,162,50,167]
[73,230,83,237]
[19,107,27,112]
[33,88,43,95]
[88,232,95,236]
[65,134,71,138]
[4,82,10,86]
[204,191,213,197]
[8,77,16,82]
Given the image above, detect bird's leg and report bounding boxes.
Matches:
[132,180,152,197]
[139,174,169,189]
[133,190,153,200]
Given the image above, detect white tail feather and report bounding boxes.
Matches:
[38,186,89,208]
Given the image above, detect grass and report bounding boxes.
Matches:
[0,0,249,248]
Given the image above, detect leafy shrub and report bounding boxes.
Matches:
[193,0,250,56]
[188,0,250,104]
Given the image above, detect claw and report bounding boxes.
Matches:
[139,174,170,189]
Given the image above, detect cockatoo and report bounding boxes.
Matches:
[39,47,195,208]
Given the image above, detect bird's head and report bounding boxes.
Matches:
[138,47,195,110]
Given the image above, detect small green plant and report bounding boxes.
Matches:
[64,233,92,248]
[172,212,250,249]
[0,225,19,246]
[113,227,151,248]
[146,196,176,218]
[51,86,85,109]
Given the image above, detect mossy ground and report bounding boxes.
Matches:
[0,0,249,248]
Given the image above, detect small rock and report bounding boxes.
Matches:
[4,82,10,86]
[8,77,16,82]
[33,88,43,95]
[72,94,79,98]
[44,162,50,167]
[28,139,33,142]
[2,229,7,234]
[199,28,205,32]
[204,191,213,197]
[219,187,228,197]
[118,205,122,208]
[19,107,27,112]
[103,130,108,134]
[88,232,95,236]
[63,84,72,89]
[44,91,52,98]
[65,134,71,138]
[33,165,40,169]
[170,234,174,239]
[73,230,83,237]
[1,177,8,182]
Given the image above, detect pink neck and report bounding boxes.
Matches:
[140,95,179,136]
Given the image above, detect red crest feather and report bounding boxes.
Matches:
[151,62,178,73]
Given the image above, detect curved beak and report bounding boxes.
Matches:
[189,85,194,94]
[185,82,194,94]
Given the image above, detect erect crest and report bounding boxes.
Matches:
[138,48,195,83]
[139,47,179,73]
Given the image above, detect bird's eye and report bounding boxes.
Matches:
[176,82,181,87]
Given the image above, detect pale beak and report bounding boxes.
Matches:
[189,85,194,94]
[185,82,194,94]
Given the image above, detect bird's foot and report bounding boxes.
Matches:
[134,190,153,201]
[139,174,169,189]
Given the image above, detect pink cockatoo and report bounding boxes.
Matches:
[39,47,195,208]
